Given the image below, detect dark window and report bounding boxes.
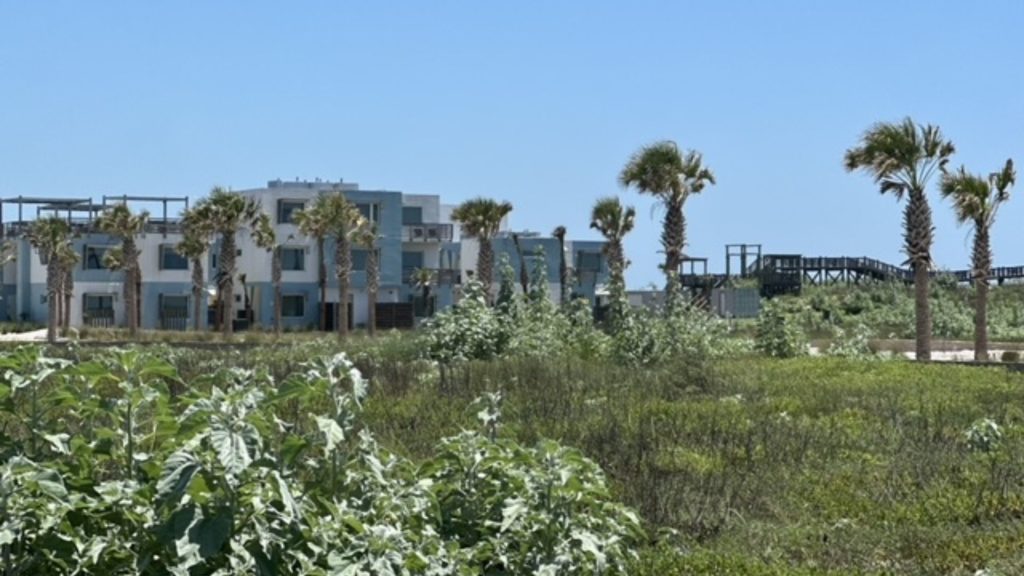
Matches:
[402,251,424,269]
[281,295,305,318]
[402,206,423,225]
[577,252,602,272]
[160,245,188,270]
[160,294,188,310]
[351,249,368,271]
[278,200,305,224]
[84,294,114,311]
[84,246,109,270]
[281,247,305,271]
[356,203,378,223]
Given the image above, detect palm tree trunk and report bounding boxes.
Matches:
[272,246,282,335]
[55,267,63,335]
[478,238,494,302]
[557,234,568,305]
[513,233,528,295]
[905,189,934,361]
[46,259,59,344]
[220,233,236,336]
[366,247,378,337]
[191,258,204,331]
[662,198,685,314]
[973,225,992,362]
[317,237,327,331]
[336,236,351,339]
[607,240,627,327]
[62,265,72,333]
[125,238,139,336]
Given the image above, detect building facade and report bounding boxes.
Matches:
[0,179,609,330]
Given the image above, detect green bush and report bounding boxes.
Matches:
[755,298,808,358]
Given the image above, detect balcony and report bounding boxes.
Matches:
[402,223,453,242]
[2,218,184,238]
[402,267,460,286]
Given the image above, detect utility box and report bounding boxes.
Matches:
[712,287,761,319]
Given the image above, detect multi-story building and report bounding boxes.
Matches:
[0,179,609,330]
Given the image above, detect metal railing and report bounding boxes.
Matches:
[402,223,453,242]
[403,267,460,285]
[3,218,184,238]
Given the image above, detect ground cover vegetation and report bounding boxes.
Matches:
[5,330,1024,574]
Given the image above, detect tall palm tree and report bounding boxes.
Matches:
[590,197,635,327]
[940,159,1015,362]
[619,141,715,312]
[552,225,568,304]
[178,206,214,331]
[357,221,380,336]
[294,195,332,331]
[324,192,365,339]
[451,198,513,301]
[189,187,275,336]
[410,267,435,318]
[26,217,72,344]
[845,118,955,361]
[177,230,208,330]
[97,204,149,336]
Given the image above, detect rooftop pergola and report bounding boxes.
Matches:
[0,195,191,238]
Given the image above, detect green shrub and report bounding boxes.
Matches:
[755,298,808,358]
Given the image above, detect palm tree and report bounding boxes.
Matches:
[294,195,332,331]
[97,204,149,336]
[451,198,513,301]
[619,141,715,312]
[940,159,1015,362]
[590,197,635,327]
[189,187,275,336]
[410,267,435,317]
[845,118,955,361]
[324,192,365,339]
[26,217,72,344]
[357,221,380,336]
[552,226,568,304]
[178,207,214,331]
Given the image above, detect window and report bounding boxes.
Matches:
[84,246,110,270]
[84,294,114,312]
[351,249,368,271]
[281,247,305,271]
[356,203,379,223]
[278,200,305,224]
[281,295,305,318]
[159,245,188,270]
[402,206,423,225]
[402,251,424,269]
[160,294,188,310]
[577,251,602,272]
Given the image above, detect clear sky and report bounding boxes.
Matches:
[2,1,1022,286]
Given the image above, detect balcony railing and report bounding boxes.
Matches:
[2,218,184,238]
[403,267,460,286]
[402,223,453,242]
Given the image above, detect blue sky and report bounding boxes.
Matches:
[1,1,1022,286]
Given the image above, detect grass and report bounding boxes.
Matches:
[25,335,1024,574]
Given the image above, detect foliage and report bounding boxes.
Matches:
[755,298,808,358]
[0,346,640,574]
